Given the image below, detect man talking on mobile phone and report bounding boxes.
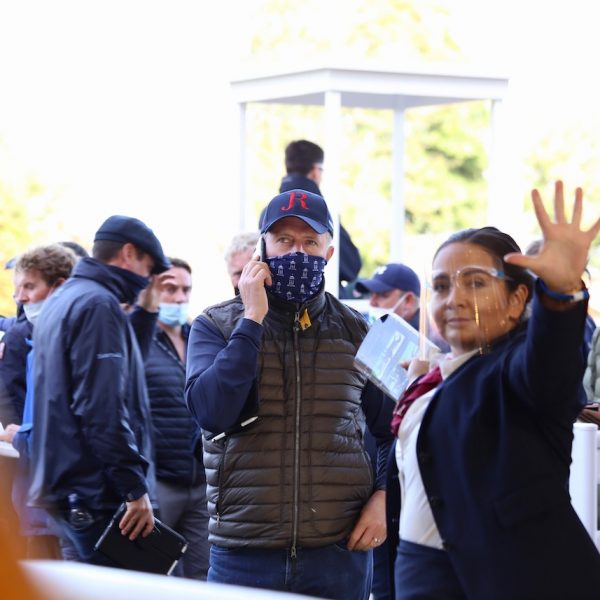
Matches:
[186,190,394,600]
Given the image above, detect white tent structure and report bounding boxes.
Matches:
[231,65,509,295]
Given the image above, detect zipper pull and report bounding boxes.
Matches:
[290,545,297,559]
[293,311,300,332]
[216,512,221,527]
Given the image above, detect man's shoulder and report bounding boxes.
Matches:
[201,296,245,330]
[204,296,244,316]
[44,278,122,326]
[324,292,365,317]
[280,173,321,196]
[0,319,32,364]
[1,318,33,342]
[323,293,369,334]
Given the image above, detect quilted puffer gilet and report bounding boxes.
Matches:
[202,291,373,548]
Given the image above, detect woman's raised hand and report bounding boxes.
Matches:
[505,181,600,293]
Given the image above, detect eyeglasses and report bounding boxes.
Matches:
[429,266,512,295]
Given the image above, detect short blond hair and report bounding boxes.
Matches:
[224,231,260,262]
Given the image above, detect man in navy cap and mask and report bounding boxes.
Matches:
[186,190,393,599]
[356,263,422,330]
[28,215,170,566]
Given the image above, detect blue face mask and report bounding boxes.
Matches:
[158,302,189,327]
[23,300,46,325]
[266,252,327,303]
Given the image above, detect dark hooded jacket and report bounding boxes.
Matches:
[28,258,155,511]
[0,312,32,425]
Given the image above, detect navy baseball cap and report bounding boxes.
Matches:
[355,263,421,296]
[94,215,170,274]
[261,189,334,236]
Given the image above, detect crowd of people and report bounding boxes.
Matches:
[1,139,600,600]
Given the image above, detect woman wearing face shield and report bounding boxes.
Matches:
[389,181,600,599]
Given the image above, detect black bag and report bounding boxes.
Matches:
[94,503,188,575]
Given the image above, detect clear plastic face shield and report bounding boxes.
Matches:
[428,243,528,357]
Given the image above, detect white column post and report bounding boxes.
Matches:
[323,90,342,297]
[237,102,250,230]
[570,423,598,543]
[390,105,406,261]
[487,98,522,236]
[487,99,501,228]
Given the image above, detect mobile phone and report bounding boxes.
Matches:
[259,236,267,263]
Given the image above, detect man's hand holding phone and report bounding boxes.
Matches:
[239,235,271,325]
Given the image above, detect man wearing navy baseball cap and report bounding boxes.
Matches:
[94,215,171,275]
[186,189,393,598]
[29,215,168,566]
[356,263,421,330]
[260,188,334,236]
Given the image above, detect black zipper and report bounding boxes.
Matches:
[290,309,302,559]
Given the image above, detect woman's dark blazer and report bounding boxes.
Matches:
[388,287,600,600]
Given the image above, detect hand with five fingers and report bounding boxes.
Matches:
[505,180,600,296]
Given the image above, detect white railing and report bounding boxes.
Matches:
[570,422,600,550]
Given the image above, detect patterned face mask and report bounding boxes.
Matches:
[266,252,327,303]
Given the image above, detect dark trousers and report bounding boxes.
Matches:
[155,479,209,580]
[372,540,392,599]
[209,542,372,600]
[395,539,467,600]
[52,508,116,567]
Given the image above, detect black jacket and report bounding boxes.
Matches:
[28,258,156,511]
[0,313,32,425]
[387,290,600,599]
[145,323,205,486]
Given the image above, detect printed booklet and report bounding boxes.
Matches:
[354,313,440,400]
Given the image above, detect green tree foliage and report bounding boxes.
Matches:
[249,0,459,64]
[404,102,489,234]
[0,188,31,317]
[525,124,600,274]
[0,142,50,317]
[346,0,460,60]
[241,0,489,276]
[526,126,600,206]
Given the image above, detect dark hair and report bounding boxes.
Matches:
[92,240,145,263]
[434,226,535,301]
[168,257,192,275]
[59,241,89,259]
[524,239,542,257]
[285,140,324,175]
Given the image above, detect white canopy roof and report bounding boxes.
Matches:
[231,64,508,108]
[231,64,510,295]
